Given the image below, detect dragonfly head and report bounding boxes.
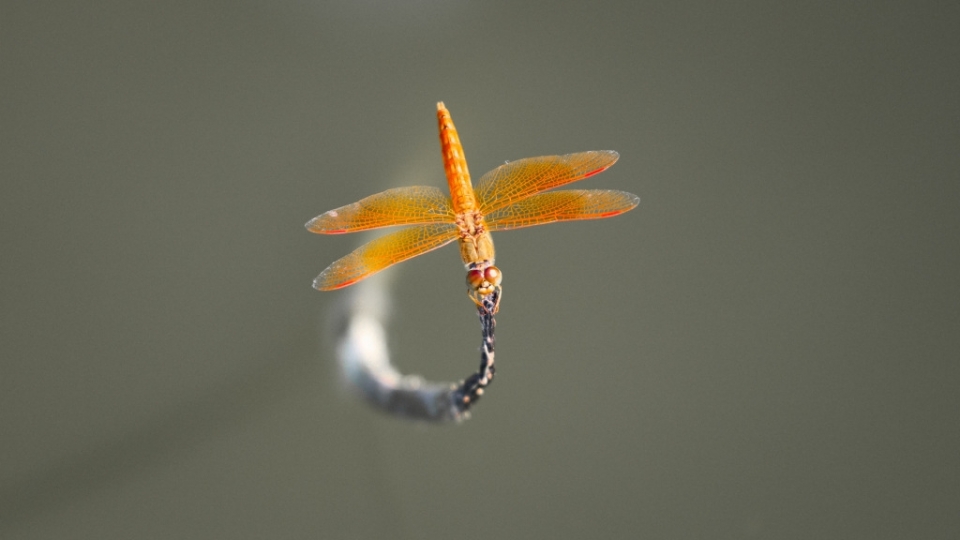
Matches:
[466,263,502,313]
[467,265,501,296]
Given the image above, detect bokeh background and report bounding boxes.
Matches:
[3,1,958,538]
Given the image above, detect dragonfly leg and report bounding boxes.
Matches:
[467,285,501,314]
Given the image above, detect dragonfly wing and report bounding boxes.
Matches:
[314,223,459,290]
[306,186,454,234]
[485,189,639,231]
[476,151,619,214]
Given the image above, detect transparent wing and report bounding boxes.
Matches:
[476,151,619,214]
[486,189,639,231]
[306,186,454,234]
[313,223,459,290]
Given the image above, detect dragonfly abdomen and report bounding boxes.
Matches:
[437,102,478,215]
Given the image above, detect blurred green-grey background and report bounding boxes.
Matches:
[3,1,958,538]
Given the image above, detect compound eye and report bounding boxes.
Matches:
[466,269,485,290]
[483,266,502,287]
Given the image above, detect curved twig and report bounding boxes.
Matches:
[331,276,497,422]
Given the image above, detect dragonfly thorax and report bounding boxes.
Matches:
[456,211,495,265]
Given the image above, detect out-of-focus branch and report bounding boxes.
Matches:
[329,274,497,422]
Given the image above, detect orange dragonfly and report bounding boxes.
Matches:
[306,102,639,311]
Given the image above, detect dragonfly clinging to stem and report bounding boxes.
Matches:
[306,102,639,312]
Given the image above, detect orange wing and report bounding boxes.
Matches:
[476,151,619,214]
[485,190,640,231]
[313,223,459,290]
[306,186,454,234]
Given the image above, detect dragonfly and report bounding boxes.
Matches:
[306,102,639,312]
